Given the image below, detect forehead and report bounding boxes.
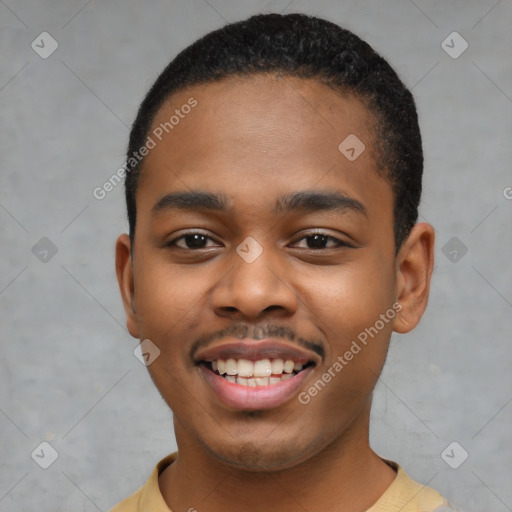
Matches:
[138,74,390,217]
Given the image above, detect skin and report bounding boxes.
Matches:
[116,74,435,512]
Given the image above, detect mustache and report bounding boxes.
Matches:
[190,323,325,360]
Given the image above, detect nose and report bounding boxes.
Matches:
[211,242,298,321]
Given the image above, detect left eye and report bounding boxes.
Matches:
[291,233,347,250]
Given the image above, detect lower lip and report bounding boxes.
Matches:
[199,365,315,411]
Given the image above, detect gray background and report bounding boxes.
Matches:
[1,1,511,511]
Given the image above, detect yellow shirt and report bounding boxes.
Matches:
[111,453,457,512]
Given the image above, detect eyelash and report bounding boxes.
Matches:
[166,230,352,251]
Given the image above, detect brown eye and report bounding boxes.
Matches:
[292,233,350,250]
[167,232,218,250]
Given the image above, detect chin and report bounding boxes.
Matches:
[214,445,303,472]
[202,430,324,472]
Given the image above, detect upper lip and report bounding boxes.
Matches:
[194,338,321,365]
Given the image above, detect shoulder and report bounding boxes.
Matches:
[110,489,141,512]
[368,460,462,512]
[431,507,468,512]
[109,453,178,512]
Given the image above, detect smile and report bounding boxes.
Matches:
[199,359,316,410]
[206,358,312,386]
[194,338,320,410]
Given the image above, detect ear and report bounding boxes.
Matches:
[115,234,139,338]
[393,222,435,334]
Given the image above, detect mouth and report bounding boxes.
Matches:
[202,358,315,387]
[195,338,320,411]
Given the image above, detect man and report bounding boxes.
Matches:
[113,12,459,512]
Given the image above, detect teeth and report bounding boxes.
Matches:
[283,360,295,373]
[271,359,284,374]
[225,358,237,376]
[237,359,254,377]
[210,358,302,377]
[209,358,309,386]
[231,374,295,386]
[254,359,272,377]
[247,378,257,387]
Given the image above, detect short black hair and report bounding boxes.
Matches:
[125,12,423,251]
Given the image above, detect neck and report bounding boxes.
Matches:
[159,403,396,512]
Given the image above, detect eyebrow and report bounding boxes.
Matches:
[152,189,367,217]
[274,190,367,217]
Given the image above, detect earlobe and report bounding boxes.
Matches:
[115,234,139,338]
[393,223,435,334]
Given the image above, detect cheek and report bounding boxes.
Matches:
[301,257,396,359]
[133,255,208,343]
[134,260,209,404]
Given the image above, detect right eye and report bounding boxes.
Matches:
[166,231,220,250]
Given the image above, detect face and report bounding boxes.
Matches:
[116,74,434,471]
